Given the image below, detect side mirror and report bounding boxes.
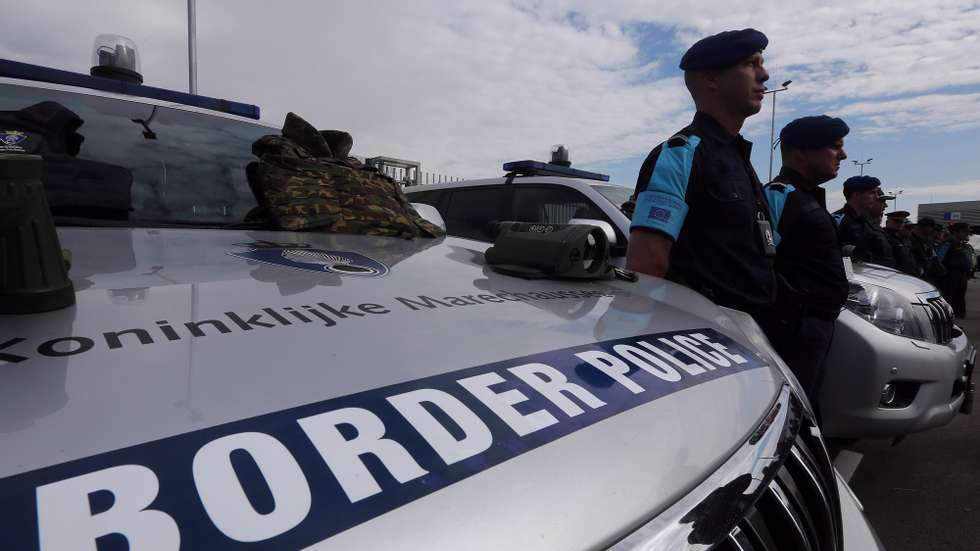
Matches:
[568,218,617,246]
[411,203,446,232]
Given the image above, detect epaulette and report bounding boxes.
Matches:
[832,212,845,226]
[765,182,787,193]
[665,133,693,148]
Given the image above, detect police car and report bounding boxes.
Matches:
[407,159,975,442]
[0,38,880,549]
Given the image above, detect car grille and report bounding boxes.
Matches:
[920,297,955,344]
[713,429,841,551]
[609,386,842,551]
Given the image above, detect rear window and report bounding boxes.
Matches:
[444,187,507,241]
[0,82,274,226]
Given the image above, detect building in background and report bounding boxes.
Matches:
[918,200,980,227]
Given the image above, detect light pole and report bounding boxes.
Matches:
[853,158,872,175]
[188,0,198,94]
[765,80,792,182]
[890,189,904,212]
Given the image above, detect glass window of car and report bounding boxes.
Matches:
[511,185,626,254]
[444,186,508,241]
[0,82,273,226]
[511,186,609,224]
[591,184,633,214]
[405,189,448,212]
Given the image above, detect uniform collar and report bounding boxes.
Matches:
[775,167,827,208]
[841,203,867,222]
[692,111,740,145]
[774,167,815,188]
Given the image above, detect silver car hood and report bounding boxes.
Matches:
[852,261,939,296]
[0,227,784,550]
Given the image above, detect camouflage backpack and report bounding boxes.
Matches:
[246,112,444,239]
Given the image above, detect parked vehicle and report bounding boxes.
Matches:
[408,162,975,440]
[0,58,882,549]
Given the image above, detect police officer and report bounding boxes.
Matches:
[942,222,973,318]
[832,177,895,266]
[884,211,920,276]
[910,217,946,286]
[761,115,849,400]
[627,29,775,316]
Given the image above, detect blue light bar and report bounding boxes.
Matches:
[0,58,260,120]
[502,160,609,182]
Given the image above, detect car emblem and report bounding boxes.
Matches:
[228,243,389,277]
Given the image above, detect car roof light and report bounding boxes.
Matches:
[502,160,609,182]
[90,34,143,84]
[0,58,261,120]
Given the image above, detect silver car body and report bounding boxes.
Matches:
[408,176,974,439]
[0,74,880,548]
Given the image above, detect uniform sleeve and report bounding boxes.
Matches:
[629,136,702,240]
[763,184,796,247]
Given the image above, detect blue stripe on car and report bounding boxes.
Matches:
[0,328,764,550]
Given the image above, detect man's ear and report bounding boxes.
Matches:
[701,69,723,92]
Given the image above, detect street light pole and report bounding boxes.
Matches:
[765,80,792,182]
[188,0,198,94]
[853,158,872,176]
[891,189,904,212]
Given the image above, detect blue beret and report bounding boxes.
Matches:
[843,176,882,193]
[779,115,849,148]
[679,29,768,71]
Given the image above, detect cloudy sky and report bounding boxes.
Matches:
[2,0,978,217]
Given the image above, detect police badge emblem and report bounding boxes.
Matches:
[0,130,29,152]
[228,242,389,277]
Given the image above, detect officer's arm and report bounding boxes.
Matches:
[625,139,697,278]
[627,230,672,277]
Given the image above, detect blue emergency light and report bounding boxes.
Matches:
[0,58,261,120]
[502,160,609,182]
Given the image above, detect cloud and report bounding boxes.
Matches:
[838,93,980,134]
[1,0,978,176]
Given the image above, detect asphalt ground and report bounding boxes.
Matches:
[848,278,980,551]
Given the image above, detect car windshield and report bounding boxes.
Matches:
[591,184,632,211]
[0,81,274,226]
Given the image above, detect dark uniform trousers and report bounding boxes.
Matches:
[758,313,836,403]
[944,271,969,318]
[762,168,849,404]
[942,242,973,318]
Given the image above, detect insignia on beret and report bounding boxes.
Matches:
[779,115,849,149]
[679,28,768,71]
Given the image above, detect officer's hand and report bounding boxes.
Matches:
[626,230,672,278]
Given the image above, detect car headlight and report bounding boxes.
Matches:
[845,281,929,341]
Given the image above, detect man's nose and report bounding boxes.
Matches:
[839,149,848,160]
[758,65,769,83]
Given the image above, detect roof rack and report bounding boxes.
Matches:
[502,160,609,182]
[0,58,260,120]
